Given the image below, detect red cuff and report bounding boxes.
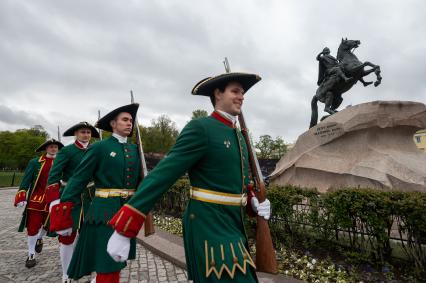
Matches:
[45,183,60,203]
[14,190,27,206]
[108,204,145,238]
[246,183,257,218]
[49,201,74,232]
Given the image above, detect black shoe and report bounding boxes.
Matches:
[35,238,43,253]
[25,254,36,268]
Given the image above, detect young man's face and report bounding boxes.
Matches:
[214,81,245,116]
[111,112,133,137]
[46,144,59,155]
[75,128,92,143]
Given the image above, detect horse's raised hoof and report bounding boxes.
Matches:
[374,81,381,87]
[363,81,373,87]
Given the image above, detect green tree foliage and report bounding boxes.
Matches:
[255,135,288,159]
[191,109,208,120]
[141,115,179,154]
[0,126,49,169]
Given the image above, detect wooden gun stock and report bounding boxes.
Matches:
[223,57,277,273]
[131,91,155,236]
[239,112,278,274]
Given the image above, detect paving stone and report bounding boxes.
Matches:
[0,188,189,282]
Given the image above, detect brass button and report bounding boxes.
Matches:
[63,206,67,210]
[233,256,239,263]
[210,260,216,267]
[189,213,195,219]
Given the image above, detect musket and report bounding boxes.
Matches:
[223,57,278,273]
[57,125,61,142]
[130,90,155,236]
[97,110,103,140]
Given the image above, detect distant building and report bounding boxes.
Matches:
[414,129,426,153]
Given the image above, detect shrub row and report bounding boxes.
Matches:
[153,179,426,274]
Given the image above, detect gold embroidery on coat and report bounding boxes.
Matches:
[204,239,256,279]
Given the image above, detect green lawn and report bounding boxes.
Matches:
[0,171,23,187]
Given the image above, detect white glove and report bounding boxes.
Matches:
[251,197,271,220]
[16,201,27,208]
[56,227,73,236]
[49,199,60,213]
[107,231,131,262]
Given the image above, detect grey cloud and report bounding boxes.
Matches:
[0,0,425,142]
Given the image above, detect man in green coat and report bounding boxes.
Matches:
[50,104,141,282]
[46,122,99,283]
[107,73,271,282]
[14,139,64,268]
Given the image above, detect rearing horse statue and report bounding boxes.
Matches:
[310,38,382,128]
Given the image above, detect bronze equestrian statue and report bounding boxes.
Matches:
[310,38,382,128]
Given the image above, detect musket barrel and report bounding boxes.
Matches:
[223,57,277,273]
[130,90,154,235]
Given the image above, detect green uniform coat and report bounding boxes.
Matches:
[127,114,257,282]
[60,136,141,279]
[47,141,94,231]
[17,155,51,232]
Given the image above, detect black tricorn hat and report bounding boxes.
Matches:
[191,72,261,97]
[95,103,139,137]
[63,121,100,138]
[35,139,64,153]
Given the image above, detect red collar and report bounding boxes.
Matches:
[74,140,85,150]
[38,154,46,162]
[38,154,54,162]
[211,111,235,128]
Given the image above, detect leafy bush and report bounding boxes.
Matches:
[152,179,426,281]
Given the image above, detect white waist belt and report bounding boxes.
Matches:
[95,188,135,198]
[190,187,247,206]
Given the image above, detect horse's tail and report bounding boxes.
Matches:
[309,96,319,128]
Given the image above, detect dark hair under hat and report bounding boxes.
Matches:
[63,121,100,138]
[191,72,261,97]
[35,139,64,153]
[95,103,139,137]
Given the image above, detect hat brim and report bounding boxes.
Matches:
[35,139,64,152]
[63,122,100,138]
[95,103,139,137]
[191,72,261,97]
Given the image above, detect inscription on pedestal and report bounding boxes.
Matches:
[313,122,344,145]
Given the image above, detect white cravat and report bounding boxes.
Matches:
[112,133,128,144]
[77,140,89,148]
[216,110,237,125]
[46,153,56,158]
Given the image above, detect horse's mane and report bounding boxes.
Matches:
[337,42,345,61]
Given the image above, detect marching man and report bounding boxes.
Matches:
[50,104,141,282]
[107,72,272,282]
[14,138,64,268]
[46,122,99,283]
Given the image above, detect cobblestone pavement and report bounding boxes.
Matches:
[0,188,189,283]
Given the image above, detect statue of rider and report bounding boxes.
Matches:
[316,47,352,114]
[317,47,351,86]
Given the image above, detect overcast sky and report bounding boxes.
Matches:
[1,0,425,145]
